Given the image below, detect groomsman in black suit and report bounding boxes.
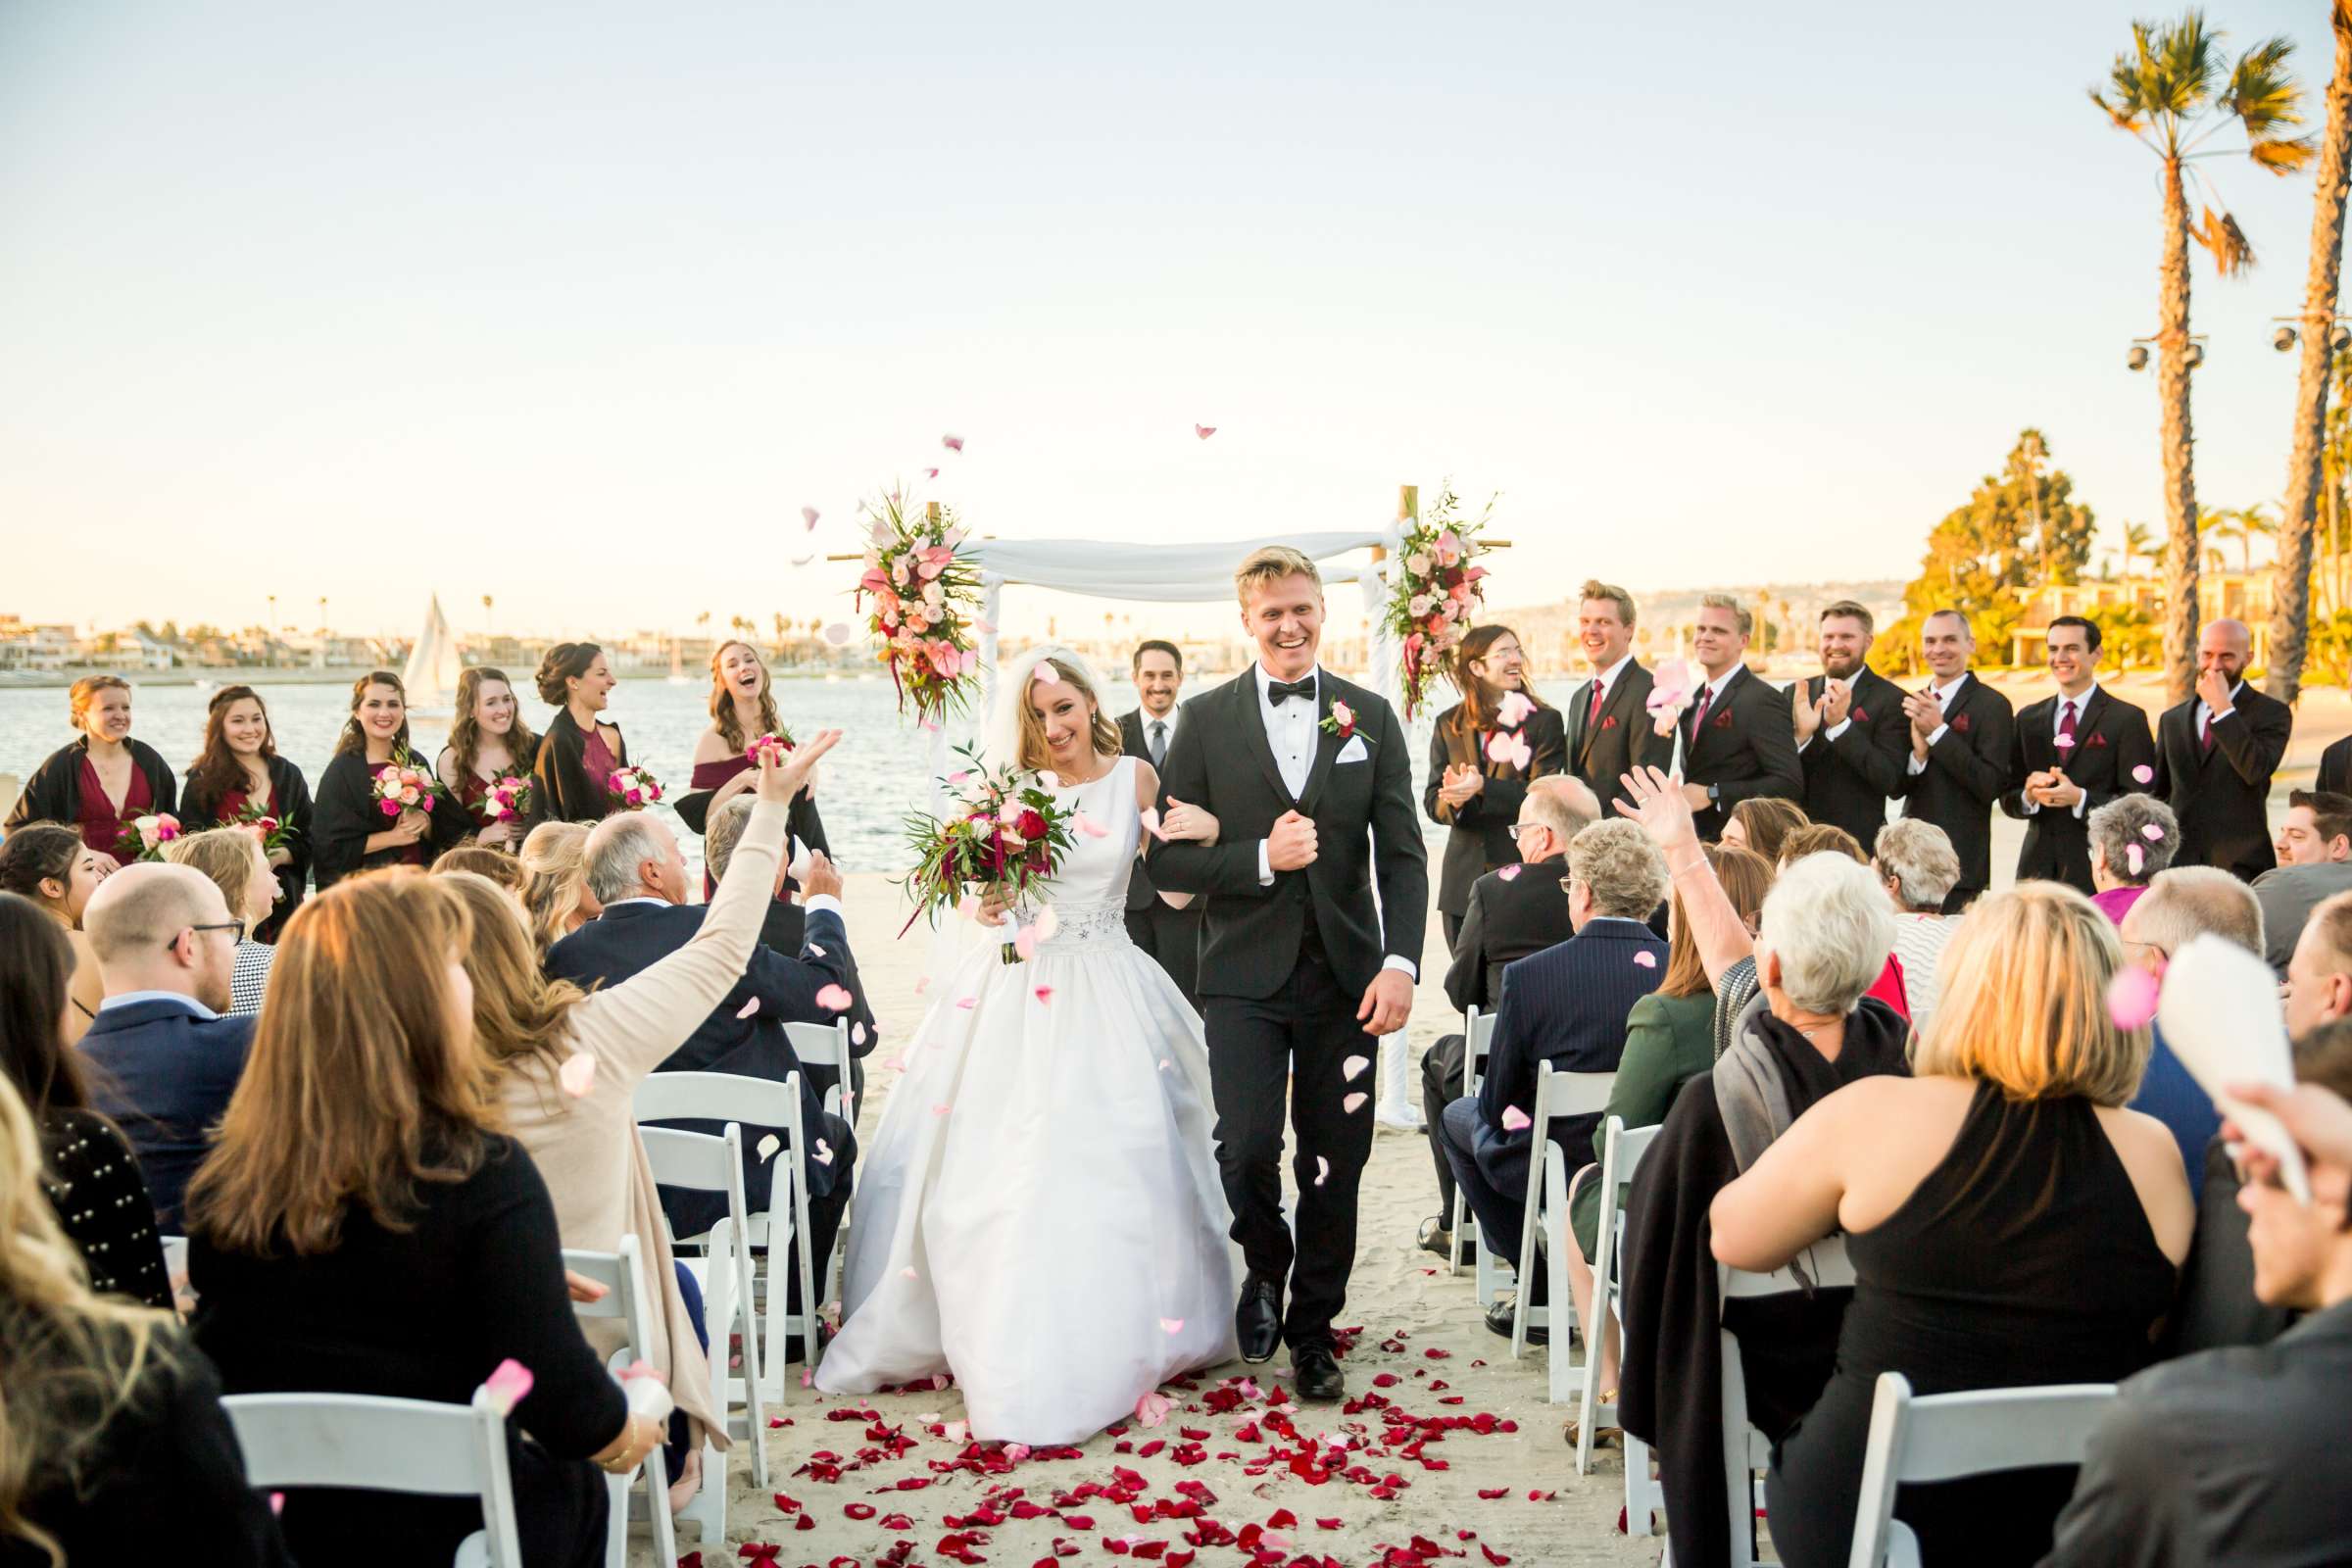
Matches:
[1563,580,1665,802]
[1118,639,1202,1009]
[2000,614,2157,895]
[2153,617,2295,880]
[1897,609,2016,912]
[2321,733,2352,796]
[1791,600,1911,851]
[1677,594,1801,841]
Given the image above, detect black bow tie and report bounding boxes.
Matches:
[1267,677,1316,707]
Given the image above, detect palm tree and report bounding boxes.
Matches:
[2094,12,2312,702]
[2122,519,2155,579]
[2270,5,2352,701]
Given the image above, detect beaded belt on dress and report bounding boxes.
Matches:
[1012,897,1130,955]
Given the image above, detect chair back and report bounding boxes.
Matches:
[1715,1235,1859,1568]
[1846,1373,2117,1568]
[633,1070,802,1129]
[783,1019,856,1123]
[1531,1058,1617,1129]
[561,1234,658,1363]
[160,1235,188,1280]
[1463,1006,1498,1095]
[223,1387,523,1567]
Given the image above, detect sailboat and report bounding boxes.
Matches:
[402,594,463,715]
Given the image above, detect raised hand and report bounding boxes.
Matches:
[1790,683,1820,744]
[1614,764,1700,855]
[1819,678,1853,727]
[765,728,843,802]
[2196,667,2234,717]
[1267,808,1319,871]
[799,849,843,901]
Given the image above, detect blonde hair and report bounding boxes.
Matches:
[185,873,499,1256]
[433,845,527,896]
[0,1071,173,1567]
[517,821,593,956]
[1913,884,2148,1106]
[161,827,262,920]
[1579,580,1637,628]
[1696,592,1753,638]
[66,676,130,736]
[440,872,586,1097]
[1234,545,1322,606]
[1014,656,1122,773]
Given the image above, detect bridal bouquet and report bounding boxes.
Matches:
[118,811,182,861]
[1385,482,1495,719]
[607,765,664,811]
[856,488,983,726]
[371,763,440,819]
[475,774,533,825]
[897,745,1080,948]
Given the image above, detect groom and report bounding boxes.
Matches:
[1147,545,1428,1400]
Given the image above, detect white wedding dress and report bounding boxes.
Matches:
[815,754,1238,1443]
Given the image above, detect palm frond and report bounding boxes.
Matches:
[2191,205,2257,274]
[2250,134,2319,172]
[2150,10,2227,116]
[2225,35,2308,145]
[2089,85,2147,133]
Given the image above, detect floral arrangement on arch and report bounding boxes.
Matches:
[1385,483,1495,720]
[856,488,984,727]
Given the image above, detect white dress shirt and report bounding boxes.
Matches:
[2023,682,2099,819]
[1579,654,1634,727]
[1140,703,1182,765]
[95,990,219,1019]
[1905,674,1970,776]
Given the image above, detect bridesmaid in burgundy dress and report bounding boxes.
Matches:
[676,639,830,863]
[4,676,177,866]
[530,643,632,824]
[435,667,540,850]
[178,686,315,943]
[311,671,466,892]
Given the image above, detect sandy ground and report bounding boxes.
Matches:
[673,669,2352,1566]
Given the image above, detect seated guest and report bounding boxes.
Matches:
[1717,882,2187,1565]
[444,733,837,1506]
[161,827,279,1014]
[0,892,172,1307]
[546,804,864,1245]
[187,873,662,1568]
[2251,788,2352,976]
[1438,819,1670,1340]
[76,863,254,1232]
[432,843,528,896]
[2121,867,2265,1198]
[1777,823,1909,1020]
[1416,775,1597,1257]
[1720,794,1807,863]
[1613,773,1912,1568]
[310,671,467,892]
[1559,841,1773,1413]
[2044,1077,2352,1567]
[2085,792,2181,926]
[176,684,313,942]
[2,675,177,869]
[1873,819,1961,1033]
[433,666,539,850]
[532,642,632,824]
[518,820,598,956]
[706,795,879,1069]
[0,823,109,1044]
[0,1071,292,1565]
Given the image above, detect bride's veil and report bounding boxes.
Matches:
[982,642,1110,778]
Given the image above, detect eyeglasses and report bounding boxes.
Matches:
[171,919,246,952]
[1506,823,1543,841]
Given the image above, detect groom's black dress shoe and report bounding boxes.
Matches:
[1293,1343,1345,1402]
[1236,1277,1283,1364]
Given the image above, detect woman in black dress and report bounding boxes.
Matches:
[531,642,632,824]
[4,675,178,867]
[0,891,172,1308]
[1711,883,2192,1567]
[310,670,466,893]
[186,872,663,1568]
[177,685,314,943]
[436,666,541,850]
[1423,624,1565,951]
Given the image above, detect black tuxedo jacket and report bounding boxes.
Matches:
[1896,672,2015,903]
[1441,856,1577,1016]
[1117,706,1180,912]
[2153,686,2295,879]
[2322,735,2352,797]
[1146,667,1428,1000]
[1682,665,1802,841]
[1797,668,1911,853]
[1564,662,1667,803]
[1998,687,2157,893]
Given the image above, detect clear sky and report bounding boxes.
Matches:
[0,0,2337,642]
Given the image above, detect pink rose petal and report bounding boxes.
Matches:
[956,893,980,920]
[1195,423,1216,440]
[974,616,998,635]
[1314,1154,1330,1187]
[942,433,964,452]
[1035,985,1054,1004]
[2054,733,2076,750]
[801,505,819,530]
[923,466,940,479]
[1139,807,1169,842]
[1500,1104,1533,1133]
[2126,843,2145,876]
[1014,925,1039,960]
[1342,1054,1370,1082]
[955,996,976,1009]
[1135,1391,1172,1427]
[1032,662,1062,686]
[943,1419,968,1443]
[946,769,972,785]
[812,1138,834,1165]
[931,1103,950,1115]
[814,983,855,1012]
[1634,951,1657,969]
[2142,824,2165,842]
[852,1021,868,1047]
[1495,864,1522,881]
[902,1266,919,1280]
[1159,1317,1185,1335]
[1343,1092,1368,1114]
[2132,764,2155,784]
[735,996,760,1020]
[557,1054,597,1099]
[2106,965,2162,1031]
[822,622,853,646]
[808,942,826,956]
[1495,691,1536,727]
[1074,810,1110,839]
[482,1357,534,1417]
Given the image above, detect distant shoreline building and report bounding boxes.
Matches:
[2011,567,2275,669]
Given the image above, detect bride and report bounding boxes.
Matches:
[815,645,1238,1442]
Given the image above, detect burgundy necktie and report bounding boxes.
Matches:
[2058,700,2078,751]
[1587,678,1606,730]
[2201,709,2216,754]
[1690,684,1714,735]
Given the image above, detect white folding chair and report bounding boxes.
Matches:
[1450,1007,1504,1301]
[635,1069,823,1403]
[1846,1373,2117,1568]
[223,1385,523,1568]
[1576,1114,1666,1522]
[1509,1059,1616,1399]
[784,1017,858,1128]
[639,1121,761,1541]
[159,1234,188,1279]
[1713,1237,1860,1568]
[561,1235,678,1568]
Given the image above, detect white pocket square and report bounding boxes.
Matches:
[1336,735,1370,764]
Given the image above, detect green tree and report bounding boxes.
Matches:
[2121,519,2156,578]
[2093,10,2312,702]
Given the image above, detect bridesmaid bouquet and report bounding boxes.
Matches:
[118,812,182,861]
[225,798,294,857]
[897,746,1080,949]
[371,762,440,819]
[607,765,664,810]
[856,488,983,726]
[745,731,795,765]
[1384,482,1495,720]
[476,774,533,825]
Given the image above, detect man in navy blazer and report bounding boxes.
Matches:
[547,809,864,1281]
[1439,819,1670,1338]
[77,862,256,1232]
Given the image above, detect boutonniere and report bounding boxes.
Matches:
[1952,713,1973,734]
[1319,700,1365,745]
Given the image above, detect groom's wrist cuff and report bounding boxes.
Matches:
[1382,955,1418,981]
[1256,841,1273,886]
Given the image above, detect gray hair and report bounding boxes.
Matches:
[1523,775,1600,845]
[2085,793,2180,887]
[705,796,758,885]
[1566,819,1670,920]
[82,862,220,966]
[1757,852,1895,1014]
[2133,866,2263,959]
[1872,819,1961,912]
[583,814,672,906]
